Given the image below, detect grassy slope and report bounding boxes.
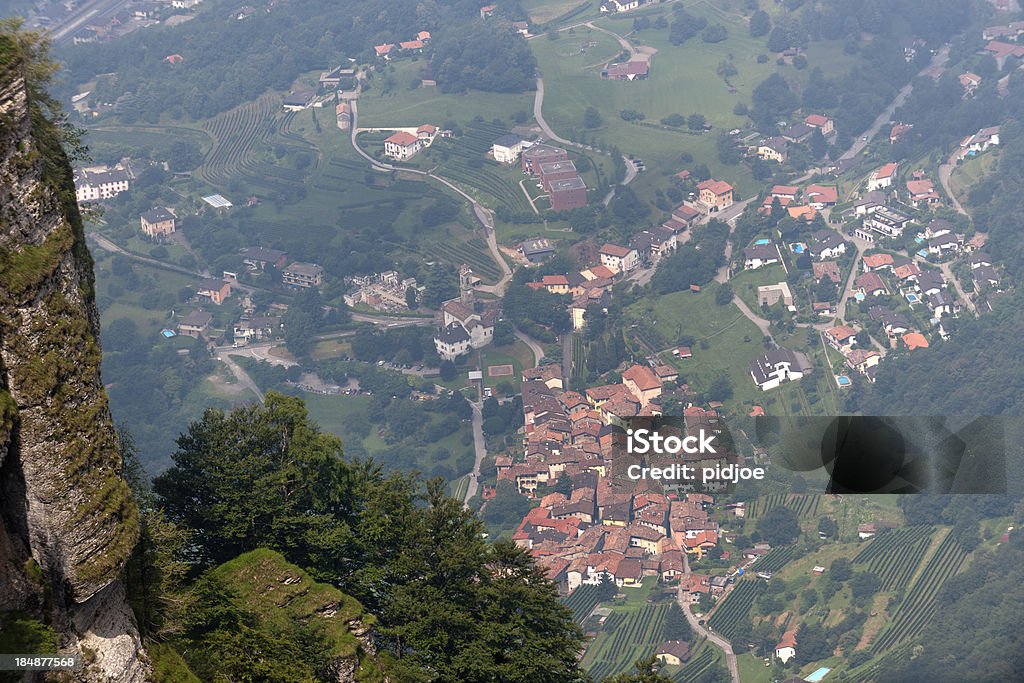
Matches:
[208,548,384,678]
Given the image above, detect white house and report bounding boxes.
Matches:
[492,134,523,164]
[867,163,898,191]
[960,126,1001,153]
[384,131,422,160]
[743,243,781,270]
[600,0,641,13]
[599,243,640,273]
[434,324,472,361]
[775,630,797,664]
[749,347,807,391]
[74,165,132,203]
[808,230,846,260]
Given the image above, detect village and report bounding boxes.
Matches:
[48,1,1024,679]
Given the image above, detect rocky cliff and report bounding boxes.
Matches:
[0,29,148,681]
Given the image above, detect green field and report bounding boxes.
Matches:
[86,124,213,160]
[730,264,791,313]
[707,579,761,641]
[949,150,1000,206]
[480,340,536,392]
[522,0,595,25]
[357,60,535,131]
[625,284,773,409]
[302,392,475,479]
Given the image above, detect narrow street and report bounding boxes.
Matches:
[677,554,740,683]
[463,400,485,505]
[515,329,546,368]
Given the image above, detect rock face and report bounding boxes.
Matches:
[0,33,148,681]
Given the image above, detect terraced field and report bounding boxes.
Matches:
[198,92,285,188]
[423,237,502,283]
[670,646,720,683]
[562,584,602,624]
[432,121,534,212]
[853,526,935,592]
[747,494,822,520]
[583,603,670,682]
[869,530,970,653]
[707,579,762,641]
[754,546,798,574]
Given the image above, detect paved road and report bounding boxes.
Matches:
[351,312,433,327]
[926,257,976,314]
[837,237,869,322]
[532,76,637,203]
[515,329,545,369]
[839,46,950,162]
[351,101,512,296]
[88,231,203,279]
[464,401,486,505]
[731,295,772,338]
[48,0,131,43]
[937,150,969,216]
[677,555,739,683]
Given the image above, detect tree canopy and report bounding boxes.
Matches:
[151,393,587,682]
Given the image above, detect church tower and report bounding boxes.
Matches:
[459,264,474,306]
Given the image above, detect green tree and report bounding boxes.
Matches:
[439,359,457,381]
[283,287,324,358]
[715,283,734,306]
[830,557,853,582]
[152,393,359,569]
[756,506,800,546]
[817,516,839,539]
[169,139,203,172]
[584,106,603,129]
[850,571,881,599]
[749,10,771,37]
[603,655,673,683]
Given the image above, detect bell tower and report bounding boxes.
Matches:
[459,264,474,306]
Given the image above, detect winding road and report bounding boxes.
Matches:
[676,554,739,683]
[532,76,638,204]
[349,100,513,297]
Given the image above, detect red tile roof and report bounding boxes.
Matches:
[805,184,838,204]
[600,243,632,258]
[902,332,929,350]
[623,364,662,392]
[698,179,733,195]
[386,131,418,146]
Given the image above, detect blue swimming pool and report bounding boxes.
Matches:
[906,293,920,303]
[917,249,929,258]
[836,376,851,387]
[854,292,866,301]
[790,243,806,253]
[914,237,924,243]
[806,667,832,682]
[754,238,770,245]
